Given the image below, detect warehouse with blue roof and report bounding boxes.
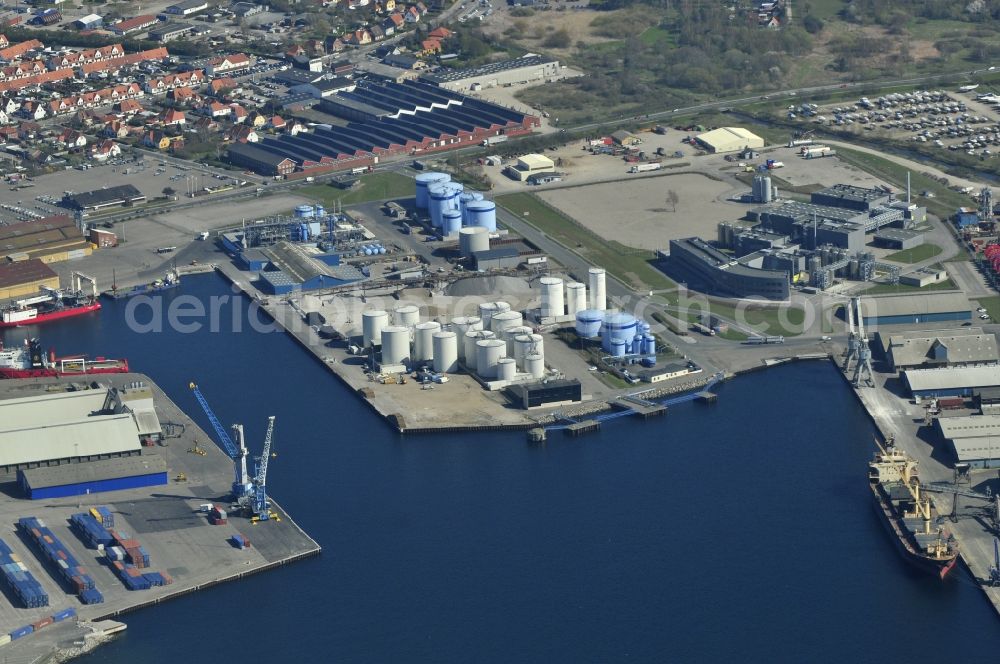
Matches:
[256,241,366,294]
[229,80,539,176]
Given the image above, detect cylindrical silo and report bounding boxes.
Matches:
[565,281,586,316]
[380,326,410,365]
[611,339,627,358]
[643,335,656,357]
[392,303,420,328]
[415,172,450,210]
[478,301,510,329]
[497,357,516,382]
[588,267,607,311]
[539,277,565,318]
[513,334,533,370]
[465,200,497,231]
[459,191,477,225]
[525,352,544,380]
[459,226,490,258]
[463,330,481,370]
[528,333,544,360]
[476,339,506,379]
[432,331,458,373]
[428,183,451,228]
[362,309,389,348]
[601,312,637,351]
[575,309,603,338]
[413,321,441,362]
[502,325,532,357]
[442,208,463,237]
[490,310,523,335]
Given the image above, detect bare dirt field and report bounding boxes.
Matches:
[537,173,741,250]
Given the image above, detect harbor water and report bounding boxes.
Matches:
[7,273,1000,662]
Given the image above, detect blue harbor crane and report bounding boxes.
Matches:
[189,383,276,519]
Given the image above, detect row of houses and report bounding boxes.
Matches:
[0,38,169,92]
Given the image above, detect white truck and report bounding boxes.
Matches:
[629,162,662,173]
[482,135,508,146]
[800,145,832,158]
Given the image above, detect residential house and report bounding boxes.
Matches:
[56,128,87,149]
[427,26,451,40]
[143,130,171,149]
[268,115,287,130]
[168,86,198,105]
[287,120,306,135]
[0,35,8,50]
[103,120,130,138]
[20,101,46,121]
[226,125,258,143]
[202,101,231,118]
[0,97,16,115]
[193,116,218,132]
[18,122,41,141]
[229,103,247,123]
[0,109,8,125]
[206,53,252,76]
[369,25,385,41]
[248,112,267,129]
[324,36,346,53]
[404,6,420,22]
[304,39,325,56]
[285,44,307,59]
[115,98,143,115]
[348,29,372,45]
[161,108,186,125]
[420,39,441,55]
[415,1,428,14]
[209,78,237,96]
[383,13,404,34]
[89,139,121,161]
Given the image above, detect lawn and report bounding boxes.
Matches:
[863,278,957,294]
[638,26,673,47]
[295,172,414,207]
[975,295,1000,321]
[656,293,807,336]
[495,193,676,292]
[883,243,943,264]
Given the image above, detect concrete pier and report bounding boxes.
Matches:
[0,375,320,661]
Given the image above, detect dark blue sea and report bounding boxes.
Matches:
[6,273,1000,662]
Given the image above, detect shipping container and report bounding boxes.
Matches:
[52,608,77,622]
[32,617,52,631]
[9,625,32,640]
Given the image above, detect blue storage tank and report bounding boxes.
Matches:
[465,200,497,231]
[378,246,386,254]
[415,172,451,210]
[601,312,638,351]
[611,339,627,358]
[428,183,452,228]
[458,192,479,225]
[313,204,325,217]
[294,204,314,218]
[631,336,642,355]
[364,246,373,256]
[442,209,463,236]
[575,309,603,338]
[643,335,656,356]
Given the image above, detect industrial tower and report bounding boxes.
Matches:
[189,383,277,519]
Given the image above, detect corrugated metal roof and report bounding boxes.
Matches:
[0,388,108,429]
[938,414,1000,439]
[20,455,165,489]
[0,414,140,467]
[860,291,971,319]
[0,258,57,288]
[888,329,999,368]
[903,365,1000,392]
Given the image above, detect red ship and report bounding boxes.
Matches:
[0,339,129,379]
[0,273,101,329]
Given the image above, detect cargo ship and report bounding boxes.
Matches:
[0,339,129,378]
[0,273,101,328]
[868,436,958,579]
[103,270,179,300]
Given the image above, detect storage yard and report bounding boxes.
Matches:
[0,375,319,661]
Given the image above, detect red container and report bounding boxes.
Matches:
[33,617,53,630]
[126,567,140,578]
[72,576,85,593]
[938,397,964,409]
[113,561,125,571]
[161,572,173,585]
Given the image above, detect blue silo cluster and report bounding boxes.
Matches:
[414,173,497,235]
[342,243,387,257]
[596,313,658,366]
[291,204,332,242]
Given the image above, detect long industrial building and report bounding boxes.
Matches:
[858,291,972,326]
[257,241,366,294]
[0,386,154,474]
[0,214,91,264]
[228,80,539,176]
[0,259,60,300]
[421,54,560,92]
[937,415,1000,468]
[903,365,1000,398]
[664,237,790,300]
[878,327,999,372]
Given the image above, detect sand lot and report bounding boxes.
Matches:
[537,173,743,250]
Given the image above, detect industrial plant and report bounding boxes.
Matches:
[663,181,931,299]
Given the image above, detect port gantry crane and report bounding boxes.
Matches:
[189,383,277,520]
[844,297,874,388]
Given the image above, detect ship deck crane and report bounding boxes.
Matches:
[189,383,252,505]
[252,416,275,521]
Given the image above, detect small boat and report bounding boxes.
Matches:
[103,269,180,300]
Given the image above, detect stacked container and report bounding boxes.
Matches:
[70,513,114,549]
[18,517,100,604]
[231,534,251,550]
[210,505,228,525]
[0,538,47,608]
[89,506,114,529]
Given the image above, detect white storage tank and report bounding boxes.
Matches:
[466,200,497,231]
[428,183,452,228]
[415,172,450,210]
[432,331,459,373]
[539,277,565,318]
[463,330,494,370]
[502,325,533,357]
[588,267,607,311]
[413,321,441,362]
[361,309,389,348]
[497,357,516,382]
[575,309,603,338]
[441,209,463,237]
[380,326,410,365]
[525,352,545,380]
[490,310,523,335]
[513,334,533,369]
[565,281,587,316]
[478,301,510,329]
[528,333,544,360]
[475,339,507,379]
[392,304,420,328]
[459,226,490,258]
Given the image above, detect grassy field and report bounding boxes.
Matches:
[975,295,1000,321]
[495,193,676,292]
[657,294,807,336]
[295,172,414,207]
[863,278,957,294]
[883,243,943,264]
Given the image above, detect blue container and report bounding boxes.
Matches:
[80,588,104,604]
[10,625,33,640]
[52,608,77,622]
